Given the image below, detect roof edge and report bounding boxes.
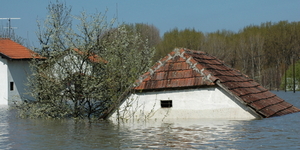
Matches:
[0,52,11,60]
[134,84,219,92]
[215,80,264,119]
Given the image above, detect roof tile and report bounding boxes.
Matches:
[134,48,300,118]
[0,38,43,59]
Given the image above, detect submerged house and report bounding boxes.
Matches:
[110,48,300,120]
[53,48,104,76]
[0,38,43,105]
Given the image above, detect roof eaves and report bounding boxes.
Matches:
[0,52,12,59]
[215,80,264,118]
[0,53,45,60]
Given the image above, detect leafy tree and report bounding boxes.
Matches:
[15,1,155,119]
[280,60,300,91]
[123,23,161,48]
[155,21,300,90]
[154,28,204,62]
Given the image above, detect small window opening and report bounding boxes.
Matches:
[161,100,172,108]
[10,82,14,91]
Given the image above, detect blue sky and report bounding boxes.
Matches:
[1,0,299,46]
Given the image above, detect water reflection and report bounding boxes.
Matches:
[2,110,300,149]
[6,118,124,149]
[0,91,299,149]
[0,106,9,150]
[115,119,255,149]
[3,109,259,149]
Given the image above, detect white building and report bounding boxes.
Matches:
[109,48,300,121]
[0,38,43,105]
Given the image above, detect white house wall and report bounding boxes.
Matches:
[52,54,93,79]
[0,57,8,105]
[111,87,258,121]
[7,60,33,105]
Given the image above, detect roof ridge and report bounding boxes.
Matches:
[137,48,182,83]
[182,48,219,83]
[135,48,216,88]
[139,48,206,81]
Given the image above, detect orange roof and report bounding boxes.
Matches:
[0,38,43,59]
[135,48,300,118]
[73,48,106,63]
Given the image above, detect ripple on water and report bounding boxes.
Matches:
[0,91,300,149]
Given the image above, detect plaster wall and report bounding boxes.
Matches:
[0,57,8,105]
[111,87,258,121]
[7,60,33,105]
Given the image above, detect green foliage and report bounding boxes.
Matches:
[122,23,161,48]
[14,100,72,119]
[280,60,300,91]
[155,21,300,90]
[154,28,204,62]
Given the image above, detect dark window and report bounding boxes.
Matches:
[161,100,172,108]
[10,82,14,91]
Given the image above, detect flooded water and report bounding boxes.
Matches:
[1,91,300,149]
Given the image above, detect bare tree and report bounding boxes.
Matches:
[0,24,26,45]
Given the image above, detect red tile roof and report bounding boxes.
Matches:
[0,38,43,59]
[135,48,300,118]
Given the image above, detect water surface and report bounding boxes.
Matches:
[0,91,300,149]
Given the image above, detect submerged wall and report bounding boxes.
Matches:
[0,57,8,105]
[7,60,32,105]
[110,87,259,121]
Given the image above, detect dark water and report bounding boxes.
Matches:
[1,91,300,149]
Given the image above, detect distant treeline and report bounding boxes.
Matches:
[153,21,300,90]
[3,21,300,90]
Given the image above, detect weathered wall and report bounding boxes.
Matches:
[0,57,8,105]
[111,87,259,121]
